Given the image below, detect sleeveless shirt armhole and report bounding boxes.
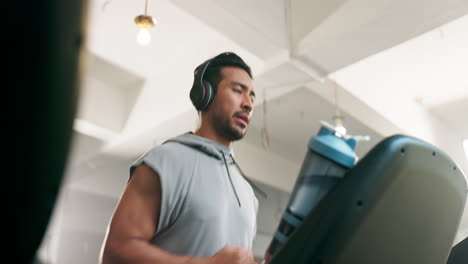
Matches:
[135,145,195,238]
[131,157,168,238]
[127,147,175,237]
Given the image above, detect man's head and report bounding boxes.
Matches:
[190,52,255,142]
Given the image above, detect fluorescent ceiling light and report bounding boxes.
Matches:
[464,139,468,161]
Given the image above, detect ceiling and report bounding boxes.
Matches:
[38,0,468,262]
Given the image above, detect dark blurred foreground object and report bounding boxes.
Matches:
[5,1,88,263]
[447,236,468,264]
[270,135,467,264]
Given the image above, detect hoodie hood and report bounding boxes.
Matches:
[165,132,233,161]
[165,132,267,202]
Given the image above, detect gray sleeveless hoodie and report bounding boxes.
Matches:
[130,132,259,257]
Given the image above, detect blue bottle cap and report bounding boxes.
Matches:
[309,126,357,168]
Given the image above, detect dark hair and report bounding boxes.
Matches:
[201,52,252,91]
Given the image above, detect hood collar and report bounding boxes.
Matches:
[164,132,233,160]
[164,132,268,200]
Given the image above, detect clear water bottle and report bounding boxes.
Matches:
[265,125,357,263]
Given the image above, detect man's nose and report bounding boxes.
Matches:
[241,95,253,112]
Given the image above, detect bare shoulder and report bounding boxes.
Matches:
[128,163,162,193]
[106,163,162,241]
[100,165,163,263]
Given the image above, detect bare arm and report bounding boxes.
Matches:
[100,163,202,264]
[99,163,257,264]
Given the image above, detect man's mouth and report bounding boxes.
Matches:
[234,113,249,127]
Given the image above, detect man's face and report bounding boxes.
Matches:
[207,66,255,142]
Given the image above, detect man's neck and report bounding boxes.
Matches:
[193,126,232,147]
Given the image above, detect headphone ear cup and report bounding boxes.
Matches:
[190,81,204,110]
[198,80,213,110]
[190,59,214,110]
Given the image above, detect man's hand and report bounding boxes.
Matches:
[208,246,257,264]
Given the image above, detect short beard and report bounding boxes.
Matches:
[212,109,245,142]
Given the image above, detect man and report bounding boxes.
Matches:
[100,52,261,264]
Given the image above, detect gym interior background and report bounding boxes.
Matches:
[30,0,467,263]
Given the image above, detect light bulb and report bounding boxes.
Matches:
[137,28,151,46]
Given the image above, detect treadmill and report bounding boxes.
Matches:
[270,135,467,264]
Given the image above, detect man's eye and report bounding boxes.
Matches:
[233,88,241,94]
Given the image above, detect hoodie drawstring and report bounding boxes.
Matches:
[231,155,268,199]
[222,152,242,207]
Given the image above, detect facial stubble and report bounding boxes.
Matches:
[211,107,247,142]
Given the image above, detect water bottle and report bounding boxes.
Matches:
[265,125,357,263]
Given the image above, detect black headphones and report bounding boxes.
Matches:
[190,58,214,111]
[190,52,249,111]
